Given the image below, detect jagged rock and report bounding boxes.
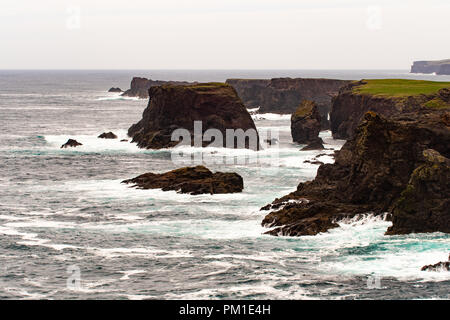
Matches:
[304,160,324,165]
[128,83,259,150]
[120,139,128,142]
[108,87,122,93]
[262,110,450,237]
[386,149,450,235]
[61,139,82,149]
[122,165,243,195]
[300,139,325,151]
[291,100,322,145]
[421,254,450,272]
[121,77,194,98]
[98,132,118,139]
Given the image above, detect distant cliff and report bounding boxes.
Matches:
[411,59,450,75]
[226,78,351,129]
[121,77,195,99]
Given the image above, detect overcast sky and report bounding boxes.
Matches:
[1,0,449,69]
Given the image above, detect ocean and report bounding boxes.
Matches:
[0,70,449,299]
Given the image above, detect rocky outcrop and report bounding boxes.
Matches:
[98,132,118,139]
[291,100,323,146]
[261,110,450,237]
[300,140,324,151]
[421,254,450,272]
[411,59,450,75]
[128,83,259,150]
[122,165,243,195]
[108,87,122,93]
[386,149,450,235]
[330,80,450,139]
[226,78,351,129]
[61,139,82,148]
[121,77,194,99]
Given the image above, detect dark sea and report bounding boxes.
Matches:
[0,70,449,299]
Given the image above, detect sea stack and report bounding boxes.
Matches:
[291,100,323,148]
[128,83,259,150]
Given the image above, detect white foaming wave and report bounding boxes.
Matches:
[299,214,450,282]
[119,270,147,280]
[96,94,140,101]
[86,246,192,259]
[252,113,291,121]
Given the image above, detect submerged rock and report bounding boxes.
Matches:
[262,110,450,237]
[60,139,82,148]
[122,165,243,195]
[128,83,259,150]
[98,132,118,139]
[291,100,322,145]
[421,254,450,272]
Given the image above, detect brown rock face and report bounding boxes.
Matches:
[121,77,194,99]
[262,110,450,237]
[330,81,450,139]
[128,83,259,150]
[226,78,351,129]
[122,165,243,195]
[61,139,82,148]
[291,100,323,145]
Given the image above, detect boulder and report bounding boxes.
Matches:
[122,165,243,195]
[262,110,450,237]
[300,139,325,151]
[128,83,259,150]
[108,87,122,93]
[98,132,118,139]
[291,100,322,145]
[61,139,82,149]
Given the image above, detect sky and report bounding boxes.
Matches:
[1,0,449,70]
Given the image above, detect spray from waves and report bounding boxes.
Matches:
[95,93,141,101]
[302,214,450,282]
[252,113,291,121]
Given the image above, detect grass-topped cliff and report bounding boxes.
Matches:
[331,79,450,139]
[352,79,450,97]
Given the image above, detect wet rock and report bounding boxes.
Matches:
[300,139,325,151]
[61,139,82,148]
[98,132,118,139]
[122,165,243,195]
[108,87,122,93]
[421,255,450,272]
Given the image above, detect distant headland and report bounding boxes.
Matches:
[411,59,450,75]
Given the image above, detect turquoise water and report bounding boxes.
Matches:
[0,70,448,299]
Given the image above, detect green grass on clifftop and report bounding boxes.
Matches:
[353,79,450,97]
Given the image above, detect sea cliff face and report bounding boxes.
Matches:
[226,78,350,129]
[262,110,450,237]
[121,77,194,98]
[330,80,450,139]
[411,59,450,75]
[128,83,259,149]
[290,100,322,145]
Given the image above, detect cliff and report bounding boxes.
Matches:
[330,79,450,139]
[121,77,194,99]
[411,59,450,75]
[226,78,351,129]
[261,110,450,237]
[128,83,259,149]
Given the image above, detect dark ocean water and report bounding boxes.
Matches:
[0,70,448,299]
